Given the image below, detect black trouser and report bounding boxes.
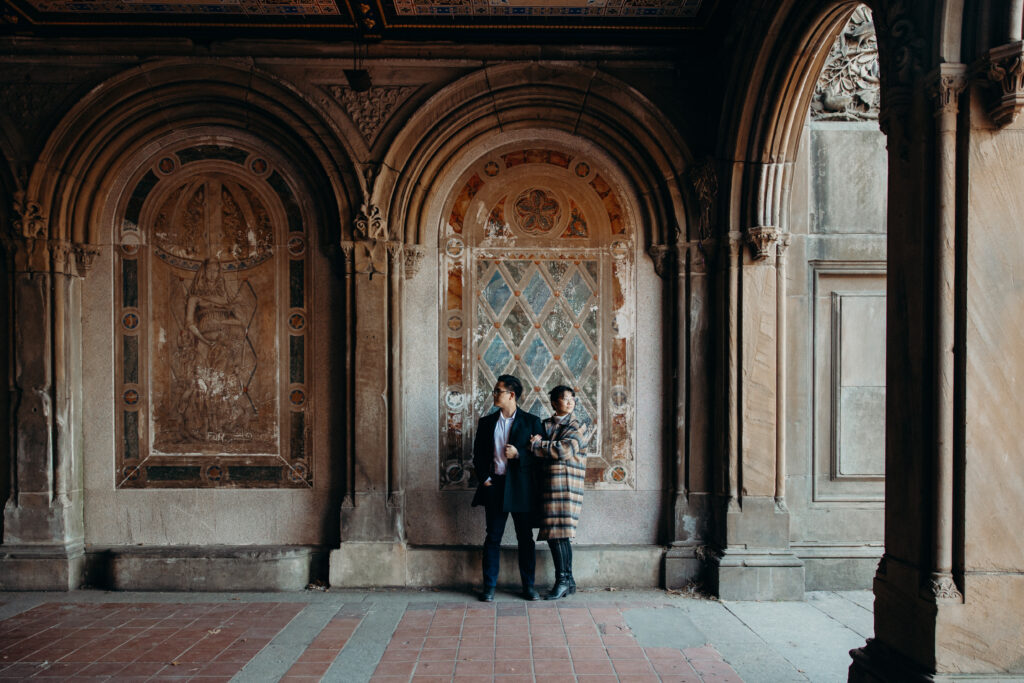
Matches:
[482,482,536,587]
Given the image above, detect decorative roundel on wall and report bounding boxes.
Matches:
[122,466,141,481]
[445,312,463,334]
[513,188,561,235]
[157,157,177,175]
[574,162,591,178]
[610,240,630,258]
[122,312,140,330]
[288,462,309,483]
[445,462,468,485]
[287,235,306,257]
[483,161,500,177]
[121,242,139,256]
[611,385,628,412]
[289,389,306,406]
[608,466,628,482]
[206,465,223,482]
[123,389,140,406]
[445,389,466,411]
[289,313,306,331]
[250,158,269,175]
[445,237,465,259]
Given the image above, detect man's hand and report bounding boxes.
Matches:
[504,444,519,460]
[482,479,493,487]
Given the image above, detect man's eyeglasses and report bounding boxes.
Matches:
[491,389,512,397]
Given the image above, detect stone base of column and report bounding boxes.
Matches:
[847,637,991,682]
[330,541,409,587]
[0,543,85,590]
[708,548,805,600]
[664,546,704,589]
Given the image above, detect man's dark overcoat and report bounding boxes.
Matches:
[470,409,544,513]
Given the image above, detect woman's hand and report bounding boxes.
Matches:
[530,434,541,445]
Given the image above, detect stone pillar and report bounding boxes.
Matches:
[0,227,93,590]
[851,55,1024,681]
[330,205,407,586]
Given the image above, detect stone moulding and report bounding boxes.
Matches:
[746,226,779,260]
[985,41,1024,127]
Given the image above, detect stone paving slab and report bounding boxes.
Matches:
[0,589,872,682]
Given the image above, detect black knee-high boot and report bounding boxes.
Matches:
[546,539,562,597]
[546,539,574,600]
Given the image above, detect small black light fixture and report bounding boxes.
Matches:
[343,68,373,92]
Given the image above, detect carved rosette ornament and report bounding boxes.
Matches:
[746,226,779,260]
[985,42,1024,127]
[811,6,880,121]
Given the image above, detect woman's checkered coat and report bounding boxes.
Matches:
[532,414,589,540]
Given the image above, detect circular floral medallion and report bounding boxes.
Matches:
[445,313,463,334]
[609,466,627,482]
[611,385,628,412]
[512,188,561,235]
[445,389,465,411]
[287,235,306,256]
[157,157,176,174]
[483,161,500,177]
[289,313,306,331]
[206,465,223,482]
[288,461,309,483]
[250,158,269,174]
[574,162,591,178]
[122,312,140,330]
[445,462,468,485]
[289,389,306,406]
[121,242,139,256]
[123,466,141,481]
[445,237,465,259]
[123,389,140,406]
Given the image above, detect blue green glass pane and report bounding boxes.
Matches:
[522,271,551,316]
[584,260,599,283]
[483,335,512,375]
[564,334,591,377]
[483,271,512,314]
[582,306,599,344]
[504,301,532,348]
[563,271,592,317]
[523,336,552,381]
[477,302,491,327]
[542,303,573,346]
[504,260,531,286]
[582,372,599,405]
[527,397,546,418]
[545,260,570,283]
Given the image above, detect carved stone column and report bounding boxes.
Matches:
[331,207,407,586]
[0,227,93,590]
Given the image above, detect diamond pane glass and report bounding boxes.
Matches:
[584,260,599,283]
[523,271,552,316]
[548,366,572,393]
[484,270,512,314]
[563,271,592,317]
[475,373,494,418]
[504,301,532,347]
[505,260,531,286]
[523,336,553,381]
[545,260,570,283]
[582,305,598,343]
[574,401,594,429]
[564,334,591,377]
[527,397,546,417]
[483,335,513,375]
[543,303,573,346]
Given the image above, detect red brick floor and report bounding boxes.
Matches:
[281,605,367,681]
[370,602,741,683]
[0,602,303,681]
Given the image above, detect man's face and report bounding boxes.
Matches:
[492,381,516,411]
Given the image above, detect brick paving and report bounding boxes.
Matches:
[0,598,746,682]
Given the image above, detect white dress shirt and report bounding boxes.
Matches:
[491,410,516,477]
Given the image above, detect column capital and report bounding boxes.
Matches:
[647,244,672,279]
[403,245,425,279]
[926,64,967,118]
[984,41,1024,126]
[1,235,94,277]
[746,226,779,261]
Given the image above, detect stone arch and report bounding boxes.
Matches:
[378,62,692,250]
[24,58,359,248]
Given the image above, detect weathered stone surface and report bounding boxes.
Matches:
[108,545,318,591]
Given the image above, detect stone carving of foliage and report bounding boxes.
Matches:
[325,85,416,145]
[811,6,880,121]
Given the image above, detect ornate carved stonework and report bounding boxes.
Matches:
[930,574,963,601]
[746,226,779,260]
[688,159,718,241]
[12,192,46,239]
[873,1,925,134]
[403,245,425,279]
[928,66,967,117]
[353,204,388,277]
[647,244,671,278]
[325,85,416,145]
[811,6,880,121]
[73,244,101,275]
[985,42,1024,127]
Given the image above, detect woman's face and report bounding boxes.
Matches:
[551,391,576,416]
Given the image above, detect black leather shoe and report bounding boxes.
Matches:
[522,585,540,601]
[479,586,496,602]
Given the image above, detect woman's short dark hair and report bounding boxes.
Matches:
[548,385,575,403]
[497,374,524,401]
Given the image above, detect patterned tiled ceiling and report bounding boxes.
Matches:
[3,0,707,36]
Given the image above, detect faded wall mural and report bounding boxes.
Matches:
[115,147,311,488]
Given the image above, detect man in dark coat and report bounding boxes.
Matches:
[471,374,545,601]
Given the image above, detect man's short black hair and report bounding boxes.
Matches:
[497,374,524,402]
[548,385,575,403]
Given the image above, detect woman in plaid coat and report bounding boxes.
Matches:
[530,385,589,600]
